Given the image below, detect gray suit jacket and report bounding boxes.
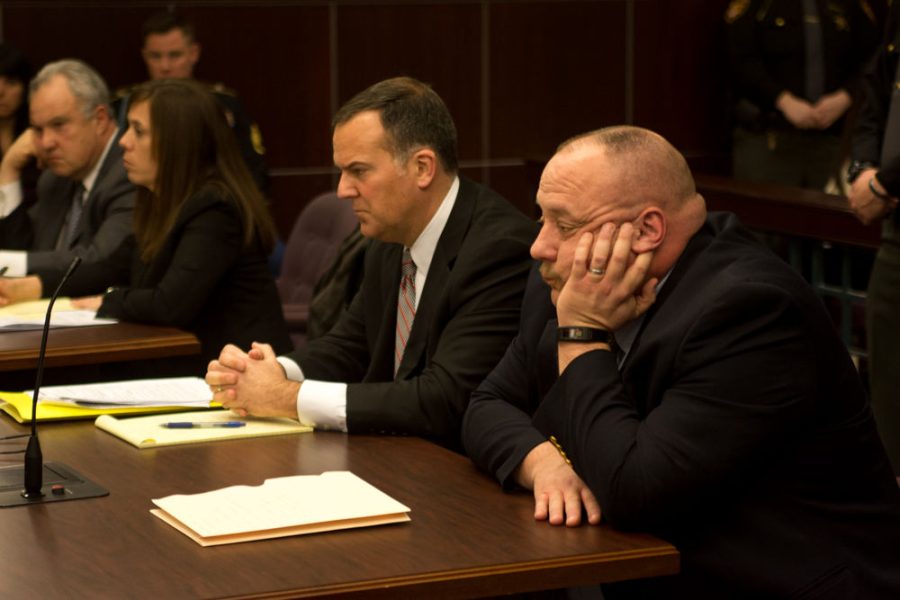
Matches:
[0,137,135,285]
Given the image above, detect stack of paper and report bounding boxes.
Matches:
[95,410,311,449]
[37,377,213,408]
[0,377,216,423]
[151,471,411,546]
[0,298,116,330]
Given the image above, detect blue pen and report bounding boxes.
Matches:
[162,421,246,429]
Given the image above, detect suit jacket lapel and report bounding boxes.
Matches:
[395,178,476,378]
[37,179,77,249]
[620,220,715,413]
[370,243,402,380]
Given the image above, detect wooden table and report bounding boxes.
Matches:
[0,322,200,371]
[0,323,201,388]
[0,420,678,598]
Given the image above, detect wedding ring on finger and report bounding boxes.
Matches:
[589,267,605,277]
[214,385,224,394]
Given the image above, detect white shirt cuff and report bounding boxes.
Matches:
[277,356,304,381]
[276,355,348,432]
[297,380,348,432]
[0,250,27,276]
[0,180,23,219]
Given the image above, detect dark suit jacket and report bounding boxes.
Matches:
[290,177,537,448]
[852,2,900,194]
[63,184,291,367]
[0,137,135,282]
[463,212,900,599]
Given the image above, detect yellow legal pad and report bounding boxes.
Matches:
[95,410,312,449]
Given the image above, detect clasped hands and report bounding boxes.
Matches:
[776,90,850,130]
[205,342,300,419]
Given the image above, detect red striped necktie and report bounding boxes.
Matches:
[394,247,417,376]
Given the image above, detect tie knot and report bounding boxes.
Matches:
[401,248,416,278]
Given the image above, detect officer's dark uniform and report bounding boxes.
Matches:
[113,81,269,195]
[726,0,877,188]
[851,2,900,474]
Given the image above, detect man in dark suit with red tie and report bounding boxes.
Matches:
[462,125,900,598]
[205,77,536,449]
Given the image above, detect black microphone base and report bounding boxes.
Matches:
[0,461,107,507]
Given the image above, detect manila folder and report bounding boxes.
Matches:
[151,471,411,546]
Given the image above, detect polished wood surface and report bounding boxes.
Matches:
[0,421,678,598]
[0,322,200,372]
[696,174,881,248]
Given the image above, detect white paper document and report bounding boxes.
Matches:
[0,298,116,331]
[151,471,411,546]
[36,377,213,408]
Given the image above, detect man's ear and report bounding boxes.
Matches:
[94,104,111,130]
[189,42,201,67]
[633,207,665,253]
[411,148,437,189]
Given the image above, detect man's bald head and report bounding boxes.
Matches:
[557,125,699,213]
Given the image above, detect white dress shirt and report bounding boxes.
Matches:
[277,176,461,431]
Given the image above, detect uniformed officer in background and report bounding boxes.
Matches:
[114,10,269,194]
[726,0,878,189]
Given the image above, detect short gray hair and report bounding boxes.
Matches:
[30,59,110,118]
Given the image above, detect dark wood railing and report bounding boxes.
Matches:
[695,174,881,249]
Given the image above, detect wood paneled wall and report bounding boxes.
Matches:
[1,0,734,237]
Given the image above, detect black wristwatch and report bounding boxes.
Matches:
[847,160,876,184]
[557,327,614,344]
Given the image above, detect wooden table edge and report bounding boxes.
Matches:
[226,544,680,599]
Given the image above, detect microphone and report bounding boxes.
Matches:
[23,256,83,497]
[0,256,108,507]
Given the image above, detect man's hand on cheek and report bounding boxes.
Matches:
[556,221,658,331]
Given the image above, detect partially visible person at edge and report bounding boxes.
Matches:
[0,43,38,212]
[0,59,135,282]
[847,2,900,475]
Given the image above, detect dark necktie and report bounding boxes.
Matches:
[803,0,825,102]
[62,184,86,249]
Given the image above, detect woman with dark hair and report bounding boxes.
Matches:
[0,43,31,153]
[55,78,292,364]
[0,43,36,199]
